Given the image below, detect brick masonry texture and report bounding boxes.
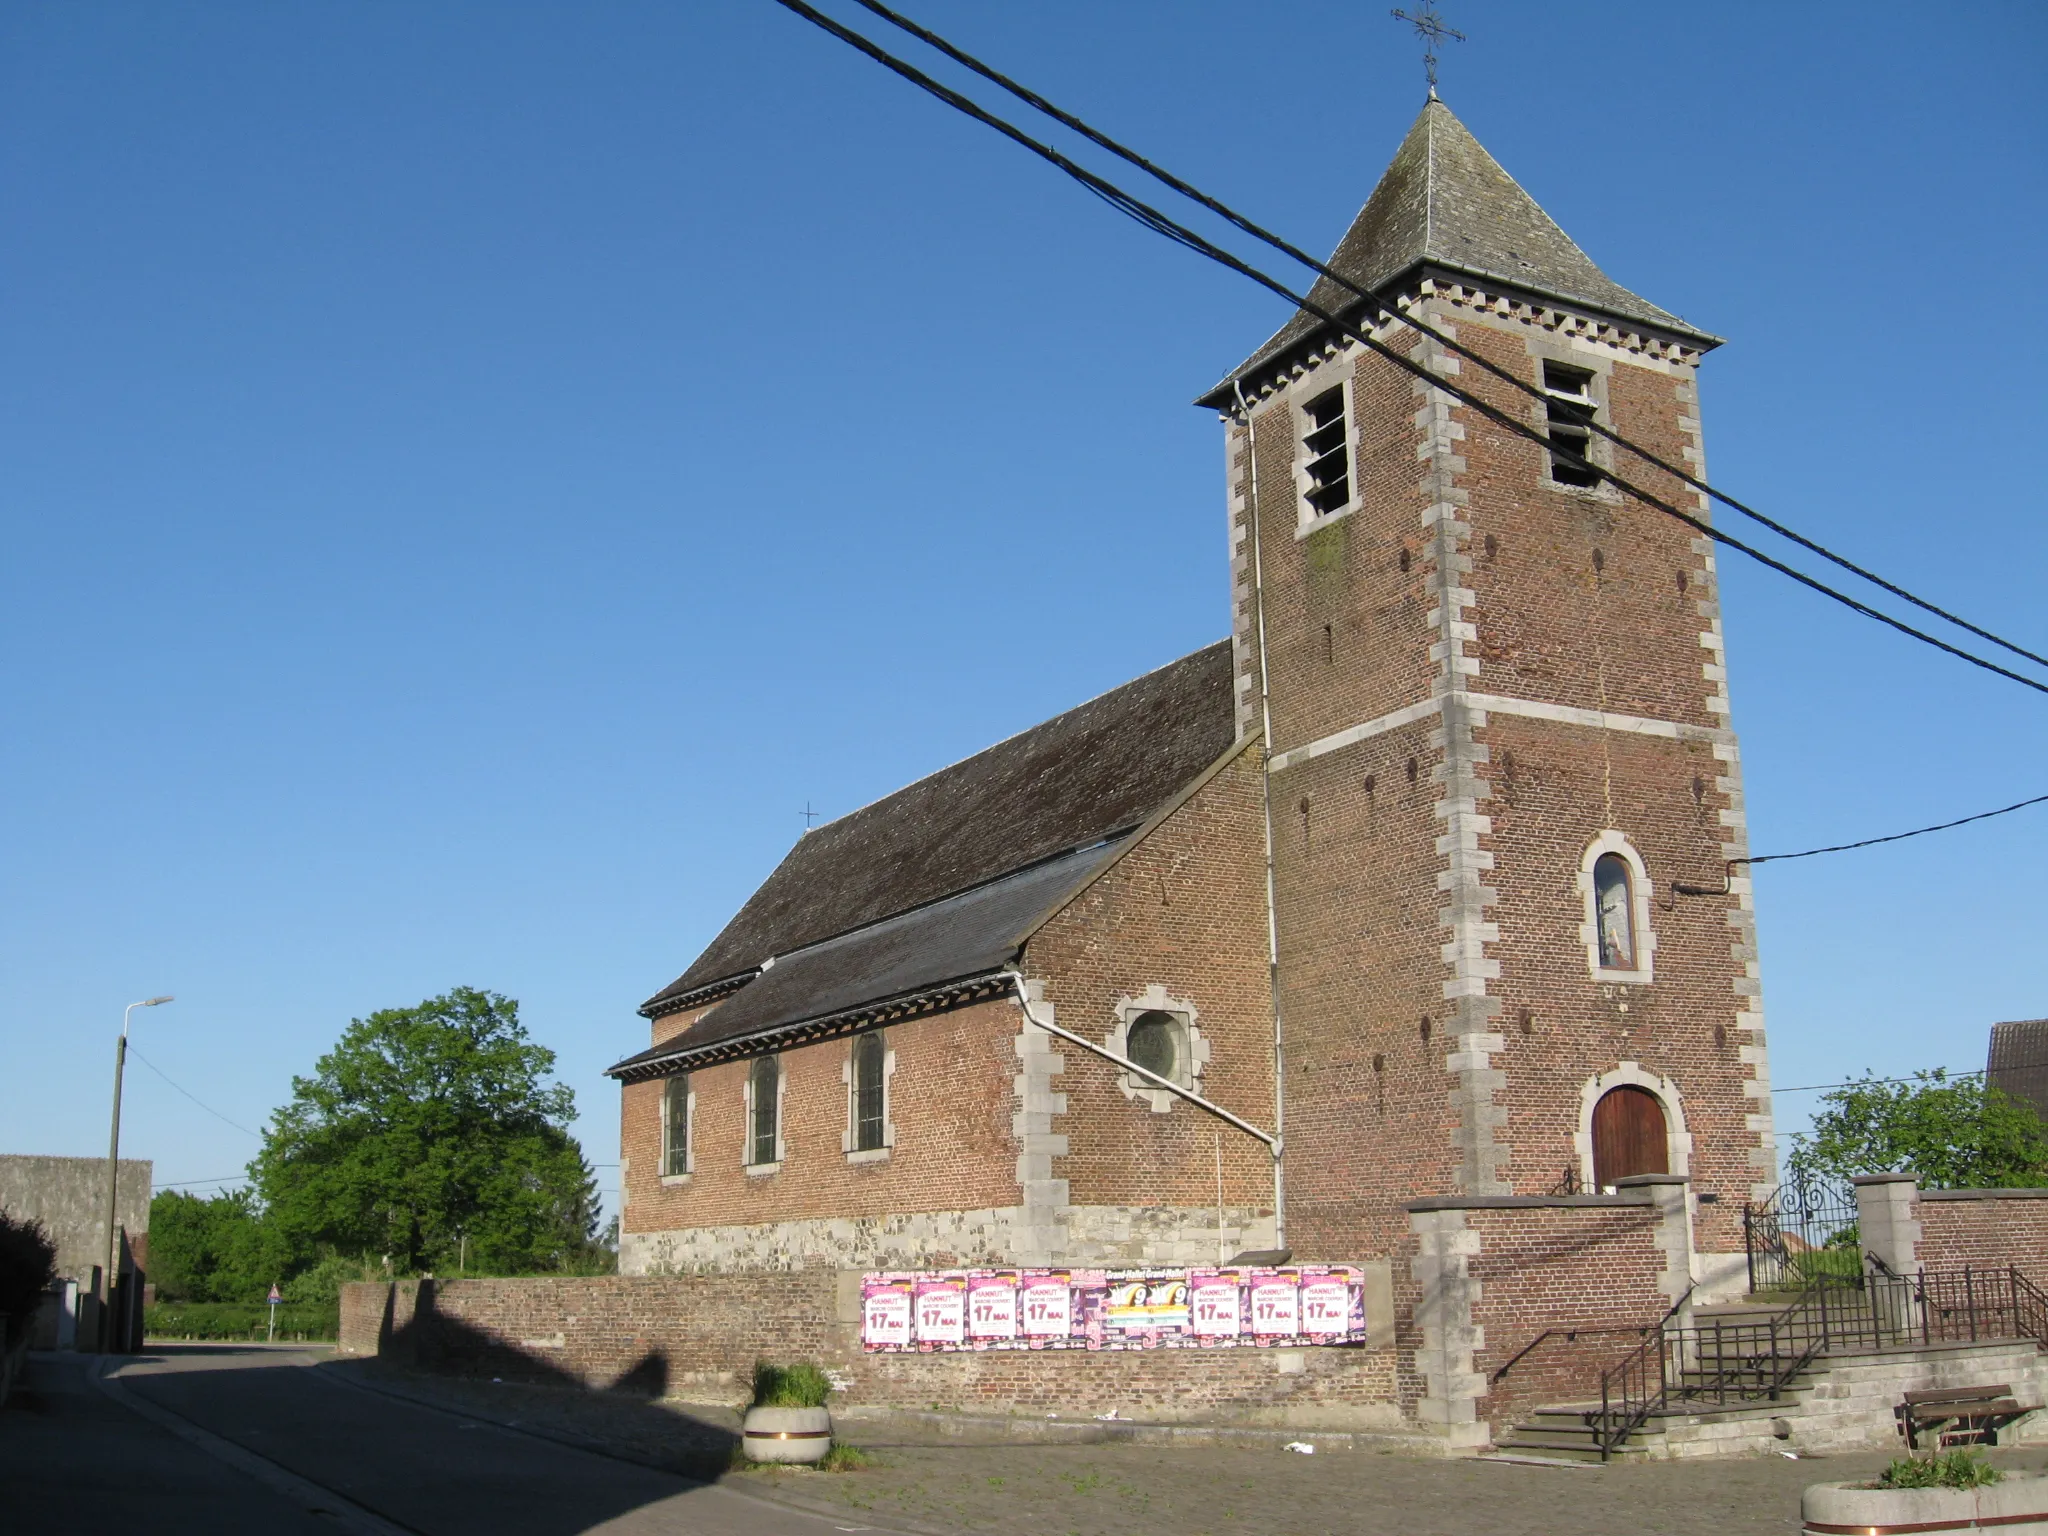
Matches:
[621,997,1023,1270]
[339,1277,1404,1429]
[1020,743,1276,1236]
[1394,1193,1676,1441]
[1227,293,1767,1268]
[1916,1190,2048,1287]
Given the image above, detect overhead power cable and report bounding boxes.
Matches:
[1773,1060,2048,1095]
[1743,791,2048,867]
[845,0,2048,678]
[129,1046,264,1139]
[769,0,2048,700]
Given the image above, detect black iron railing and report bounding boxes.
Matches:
[1585,1266,2048,1460]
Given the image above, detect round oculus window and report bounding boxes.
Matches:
[1125,1010,1182,1084]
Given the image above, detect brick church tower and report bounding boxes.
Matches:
[1198,97,1773,1294]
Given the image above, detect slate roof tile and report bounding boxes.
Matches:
[639,640,1235,1017]
[1198,97,1717,408]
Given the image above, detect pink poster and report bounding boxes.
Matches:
[967,1274,1020,1340]
[861,1279,913,1348]
[1188,1271,1242,1337]
[1248,1273,1300,1336]
[914,1276,966,1344]
[1019,1273,1073,1338]
[859,1265,1364,1352]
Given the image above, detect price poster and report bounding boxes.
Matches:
[1188,1272,1243,1337]
[861,1280,913,1348]
[914,1277,966,1345]
[967,1275,1020,1341]
[1249,1274,1300,1336]
[860,1265,1363,1351]
[1019,1274,1073,1338]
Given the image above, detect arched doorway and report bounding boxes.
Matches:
[1591,1085,1669,1188]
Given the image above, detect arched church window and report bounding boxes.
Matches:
[1126,1010,1185,1088]
[749,1055,780,1167]
[1594,853,1635,970]
[1592,1085,1668,1189]
[662,1072,690,1177]
[852,1033,886,1153]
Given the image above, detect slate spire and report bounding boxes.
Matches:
[1202,97,1716,404]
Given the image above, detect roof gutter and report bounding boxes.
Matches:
[607,971,1011,1082]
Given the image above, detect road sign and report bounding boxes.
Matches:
[267,1285,282,1305]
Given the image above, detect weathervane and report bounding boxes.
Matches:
[1390,4,1464,95]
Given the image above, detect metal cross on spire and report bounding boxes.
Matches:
[1390,4,1464,95]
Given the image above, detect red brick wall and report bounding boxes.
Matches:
[1916,1191,2048,1287]
[620,998,1023,1249]
[1231,298,1763,1262]
[1464,1202,1668,1430]
[1023,743,1276,1216]
[338,1278,1397,1424]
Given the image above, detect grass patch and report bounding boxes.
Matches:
[819,1443,874,1472]
[1869,1450,2004,1490]
[750,1361,833,1409]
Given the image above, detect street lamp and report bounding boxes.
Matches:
[104,995,173,1351]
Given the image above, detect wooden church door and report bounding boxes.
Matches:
[1591,1086,1668,1188]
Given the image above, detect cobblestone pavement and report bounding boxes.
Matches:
[332,1361,2048,1536]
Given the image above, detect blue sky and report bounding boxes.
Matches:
[3,1,2043,1224]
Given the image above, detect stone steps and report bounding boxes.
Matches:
[1499,1336,2047,1462]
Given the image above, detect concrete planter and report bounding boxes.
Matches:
[741,1405,833,1465]
[1802,1472,2048,1533]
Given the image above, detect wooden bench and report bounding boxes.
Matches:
[1896,1385,2036,1449]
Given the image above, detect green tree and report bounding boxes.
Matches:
[1788,1070,2048,1190]
[252,987,601,1275]
[148,1188,289,1302]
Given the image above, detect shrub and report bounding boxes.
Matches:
[1870,1450,2004,1490]
[144,1301,339,1341]
[281,1253,383,1307]
[0,1212,59,1319]
[750,1361,833,1409]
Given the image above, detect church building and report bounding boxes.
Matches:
[609,97,1773,1303]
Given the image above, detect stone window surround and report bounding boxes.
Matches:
[840,1028,897,1164]
[1578,831,1656,985]
[1522,333,1622,503]
[1109,984,1209,1113]
[1285,352,1359,539]
[1574,1061,1694,1192]
[743,1054,786,1173]
[659,1072,695,1185]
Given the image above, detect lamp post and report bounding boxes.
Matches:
[104,995,173,1350]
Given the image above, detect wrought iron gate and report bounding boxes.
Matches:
[1742,1175,1859,1292]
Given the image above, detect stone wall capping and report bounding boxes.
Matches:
[1918,1186,2048,1200]
[1403,1193,1649,1211]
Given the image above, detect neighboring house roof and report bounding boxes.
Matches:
[606,838,1130,1081]
[631,638,1237,1025]
[1988,1018,2048,1124]
[1197,97,1718,409]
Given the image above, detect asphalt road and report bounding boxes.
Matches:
[0,1345,899,1536]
